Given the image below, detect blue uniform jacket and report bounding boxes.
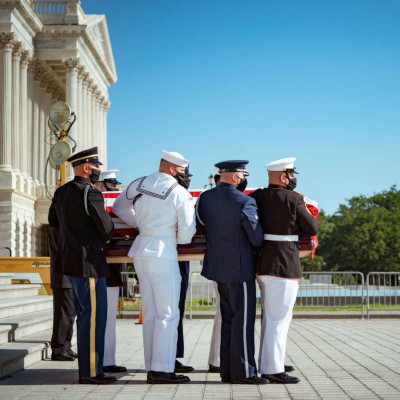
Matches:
[196,182,264,283]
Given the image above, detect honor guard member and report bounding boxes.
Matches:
[196,160,267,384]
[49,226,77,361]
[249,157,318,384]
[95,170,127,374]
[175,166,195,374]
[208,171,221,373]
[112,150,196,384]
[48,147,115,385]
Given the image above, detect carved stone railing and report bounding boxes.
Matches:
[32,0,85,25]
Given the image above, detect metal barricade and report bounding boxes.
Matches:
[189,271,216,319]
[188,271,365,318]
[119,271,140,312]
[298,271,365,318]
[366,272,400,319]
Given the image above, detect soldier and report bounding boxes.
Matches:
[196,160,267,384]
[250,157,318,384]
[95,170,127,374]
[112,150,196,384]
[175,166,194,374]
[48,147,115,385]
[49,226,77,362]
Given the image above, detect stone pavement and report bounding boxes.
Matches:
[1,319,399,400]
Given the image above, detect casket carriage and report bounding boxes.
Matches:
[104,190,317,263]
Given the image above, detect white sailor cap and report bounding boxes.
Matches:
[265,157,298,174]
[161,150,189,167]
[99,169,121,184]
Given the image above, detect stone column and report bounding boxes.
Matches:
[20,51,30,191]
[12,43,22,174]
[86,79,93,147]
[26,60,35,193]
[0,33,15,173]
[65,58,79,178]
[32,75,41,183]
[76,66,83,151]
[103,101,110,169]
[81,73,88,150]
[91,86,98,149]
[38,83,47,187]
[94,89,101,157]
[45,89,53,189]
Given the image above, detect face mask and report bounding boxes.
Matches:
[89,168,101,184]
[237,177,247,192]
[285,176,297,191]
[104,182,119,192]
[175,172,191,189]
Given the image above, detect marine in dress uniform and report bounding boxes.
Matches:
[49,226,77,361]
[48,147,115,385]
[249,157,318,384]
[95,170,127,374]
[196,160,267,384]
[112,150,196,384]
[175,166,195,374]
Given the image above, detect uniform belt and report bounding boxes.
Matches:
[264,234,299,242]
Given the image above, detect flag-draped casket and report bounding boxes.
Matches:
[104,189,318,262]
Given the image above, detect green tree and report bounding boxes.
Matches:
[320,186,400,275]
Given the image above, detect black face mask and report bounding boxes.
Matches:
[237,177,248,192]
[175,172,191,189]
[104,182,119,192]
[285,174,297,191]
[89,168,101,184]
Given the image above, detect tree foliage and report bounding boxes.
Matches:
[313,186,400,274]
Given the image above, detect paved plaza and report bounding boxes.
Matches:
[1,318,399,400]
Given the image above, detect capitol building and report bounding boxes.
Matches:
[0,1,117,257]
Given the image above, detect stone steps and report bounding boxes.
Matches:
[0,328,77,378]
[0,284,40,299]
[0,296,53,319]
[0,273,60,379]
[0,309,53,345]
[0,273,13,285]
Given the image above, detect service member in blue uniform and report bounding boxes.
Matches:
[196,160,267,384]
[48,147,115,385]
[175,166,194,374]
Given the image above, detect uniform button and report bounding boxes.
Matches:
[101,248,103,251]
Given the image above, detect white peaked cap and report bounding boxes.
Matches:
[161,150,189,167]
[99,169,119,181]
[265,157,296,171]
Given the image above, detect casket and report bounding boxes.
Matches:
[106,228,206,263]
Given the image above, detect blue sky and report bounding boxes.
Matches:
[83,0,400,215]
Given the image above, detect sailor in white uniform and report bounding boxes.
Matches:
[112,150,196,384]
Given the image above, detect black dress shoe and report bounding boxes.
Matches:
[79,373,117,384]
[174,360,194,373]
[285,364,294,372]
[67,349,78,358]
[147,371,190,384]
[231,376,269,385]
[103,365,128,373]
[51,351,75,361]
[208,364,221,373]
[262,372,300,384]
[221,377,231,383]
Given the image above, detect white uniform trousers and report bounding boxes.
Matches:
[208,281,221,367]
[257,275,299,375]
[135,256,181,373]
[103,286,119,366]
